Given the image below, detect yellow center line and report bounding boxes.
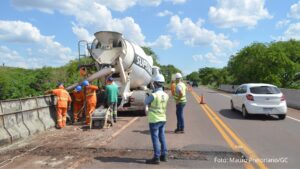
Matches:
[191,91,238,150]
[204,104,268,169]
[190,90,259,169]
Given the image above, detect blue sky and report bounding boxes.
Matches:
[1,0,300,75]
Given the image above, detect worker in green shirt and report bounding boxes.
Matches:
[105,76,119,123]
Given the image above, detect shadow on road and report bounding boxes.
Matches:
[219,109,280,121]
[132,130,176,135]
[94,156,146,164]
[118,111,146,117]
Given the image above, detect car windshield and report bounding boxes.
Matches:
[250,86,280,94]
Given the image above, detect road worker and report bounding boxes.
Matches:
[105,76,119,123]
[145,74,169,164]
[82,80,98,125]
[72,85,84,122]
[45,83,72,129]
[170,80,176,96]
[173,73,187,134]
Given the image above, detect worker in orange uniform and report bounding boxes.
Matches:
[45,83,72,129]
[82,80,98,125]
[170,80,176,96]
[72,85,84,123]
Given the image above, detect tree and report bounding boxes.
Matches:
[142,46,159,66]
[160,65,181,83]
[227,41,300,88]
[186,72,200,84]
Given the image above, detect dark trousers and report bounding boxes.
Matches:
[176,102,186,130]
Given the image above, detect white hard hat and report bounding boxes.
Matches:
[152,74,165,83]
[175,73,182,79]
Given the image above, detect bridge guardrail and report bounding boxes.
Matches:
[0,95,56,147]
[219,84,300,110]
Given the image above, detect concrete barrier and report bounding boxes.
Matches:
[36,96,56,129]
[218,84,239,93]
[0,95,56,147]
[0,114,11,146]
[21,98,45,135]
[280,88,300,110]
[2,112,30,143]
[219,84,300,110]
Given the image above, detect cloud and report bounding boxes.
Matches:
[11,0,146,45]
[0,20,41,43]
[146,35,172,49]
[0,46,28,67]
[0,20,73,68]
[168,15,237,48]
[168,15,238,65]
[165,0,187,4]
[192,53,221,64]
[288,1,300,19]
[275,19,290,29]
[72,24,94,42]
[209,0,272,29]
[277,23,300,41]
[138,0,162,6]
[157,10,173,17]
[95,0,137,12]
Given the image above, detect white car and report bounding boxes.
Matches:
[230,83,287,119]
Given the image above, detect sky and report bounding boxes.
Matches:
[1,0,300,75]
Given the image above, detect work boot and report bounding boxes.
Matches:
[145,157,160,164]
[174,128,181,133]
[174,128,184,134]
[160,155,168,162]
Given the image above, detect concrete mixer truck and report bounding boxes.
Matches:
[68,31,162,115]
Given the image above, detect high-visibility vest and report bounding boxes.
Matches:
[53,89,71,108]
[86,85,98,104]
[73,92,84,104]
[148,91,169,123]
[174,82,187,103]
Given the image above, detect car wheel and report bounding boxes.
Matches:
[278,114,286,120]
[242,105,249,119]
[230,100,235,111]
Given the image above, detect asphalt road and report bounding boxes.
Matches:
[1,87,300,169]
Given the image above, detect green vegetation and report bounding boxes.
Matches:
[142,47,181,83]
[0,47,181,100]
[186,40,300,89]
[0,59,87,100]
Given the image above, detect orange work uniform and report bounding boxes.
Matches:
[85,85,98,125]
[52,88,72,128]
[171,82,176,96]
[72,91,84,122]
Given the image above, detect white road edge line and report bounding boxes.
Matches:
[218,93,231,98]
[287,116,300,122]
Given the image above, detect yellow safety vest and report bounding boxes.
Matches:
[148,91,169,123]
[174,82,187,103]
